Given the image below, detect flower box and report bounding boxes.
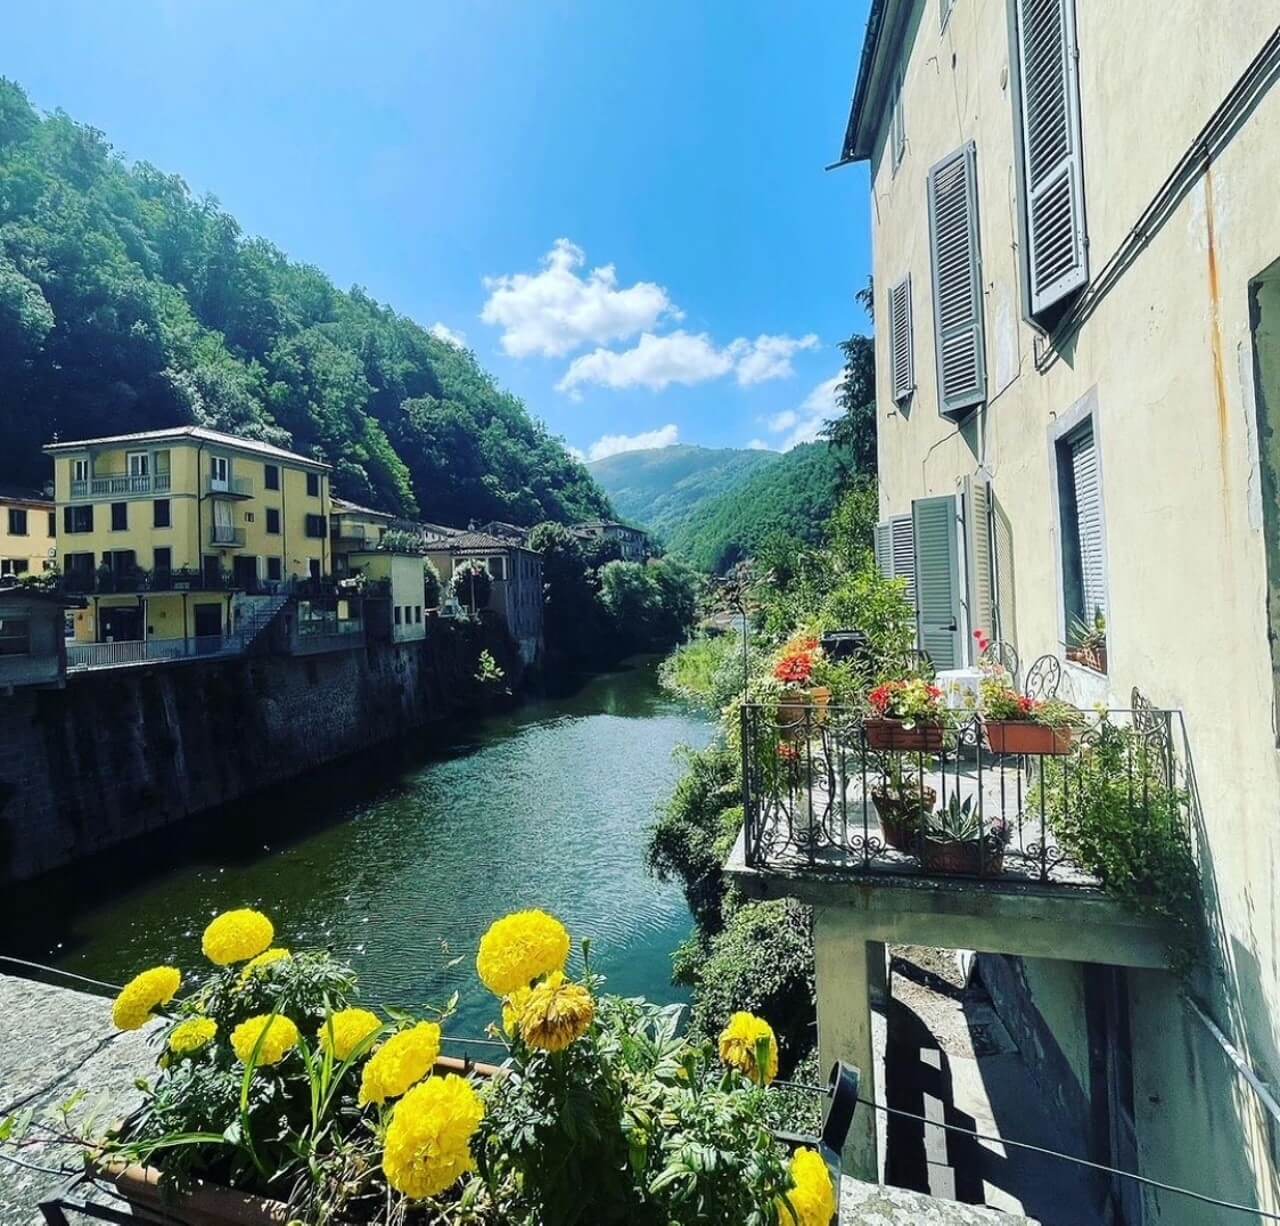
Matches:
[870,784,936,850]
[95,1057,501,1226]
[983,720,1076,756]
[864,718,944,752]
[918,836,1005,877]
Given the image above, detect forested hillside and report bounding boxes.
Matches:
[661,442,851,573]
[588,445,781,541]
[0,79,608,525]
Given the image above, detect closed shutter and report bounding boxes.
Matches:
[1015,0,1088,314]
[889,276,914,402]
[1069,423,1106,623]
[928,143,987,419]
[912,495,962,669]
[890,513,916,609]
[964,477,994,647]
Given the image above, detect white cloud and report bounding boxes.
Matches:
[429,322,467,348]
[746,438,775,451]
[767,373,842,450]
[586,424,680,461]
[558,331,734,396]
[728,333,819,386]
[480,239,677,359]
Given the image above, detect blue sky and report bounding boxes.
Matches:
[6,1,873,462]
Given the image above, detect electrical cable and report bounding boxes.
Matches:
[0,955,125,997]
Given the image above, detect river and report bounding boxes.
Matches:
[8,658,714,1039]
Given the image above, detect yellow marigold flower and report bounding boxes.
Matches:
[359,1021,442,1105]
[318,1007,383,1061]
[168,1017,217,1055]
[382,1074,484,1199]
[231,1014,300,1066]
[718,1011,778,1086]
[501,984,535,1037]
[519,975,595,1053]
[239,947,291,980]
[779,1147,836,1226]
[475,909,570,996]
[202,909,274,966]
[111,966,181,1031]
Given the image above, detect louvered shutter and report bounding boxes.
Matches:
[1068,423,1106,624]
[891,76,906,170]
[889,277,914,402]
[928,143,986,419]
[890,513,916,609]
[964,477,994,650]
[1015,0,1088,314]
[912,495,962,669]
[874,521,892,578]
[990,491,1017,652]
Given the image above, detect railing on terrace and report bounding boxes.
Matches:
[206,474,254,497]
[69,473,172,498]
[60,567,237,595]
[209,525,246,547]
[66,633,243,672]
[740,701,1190,889]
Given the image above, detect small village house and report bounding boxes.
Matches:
[0,486,56,583]
[0,587,82,691]
[571,519,649,562]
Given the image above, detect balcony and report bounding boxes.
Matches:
[61,566,236,595]
[206,473,254,498]
[69,472,172,498]
[736,701,1191,895]
[209,525,246,548]
[66,633,243,673]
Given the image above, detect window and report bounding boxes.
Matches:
[244,511,255,524]
[928,142,987,419]
[65,505,93,534]
[415,606,422,623]
[267,557,283,581]
[0,616,30,657]
[891,72,905,172]
[309,558,321,581]
[7,508,27,536]
[64,552,93,579]
[154,499,171,529]
[127,451,149,478]
[266,507,281,534]
[264,463,280,491]
[72,458,89,484]
[888,276,914,402]
[488,555,507,581]
[154,546,172,574]
[48,511,56,537]
[111,502,128,531]
[0,559,30,577]
[1013,0,1088,318]
[1055,416,1107,667]
[306,472,320,497]
[210,455,229,487]
[304,514,326,539]
[394,605,402,625]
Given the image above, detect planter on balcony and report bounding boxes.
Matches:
[871,784,936,850]
[917,835,1005,876]
[775,686,831,731]
[864,718,944,752]
[983,720,1076,756]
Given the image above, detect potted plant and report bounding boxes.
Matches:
[772,635,830,728]
[865,677,947,750]
[918,793,1009,876]
[1067,610,1107,673]
[980,678,1085,756]
[870,753,936,850]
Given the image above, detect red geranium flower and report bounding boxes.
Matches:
[774,653,814,685]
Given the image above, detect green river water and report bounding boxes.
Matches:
[10,659,714,1040]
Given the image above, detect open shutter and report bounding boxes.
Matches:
[890,513,916,609]
[874,521,892,578]
[928,143,986,419]
[990,490,1017,652]
[889,276,914,402]
[1015,0,1088,314]
[1069,423,1106,623]
[964,477,994,649]
[912,495,962,669]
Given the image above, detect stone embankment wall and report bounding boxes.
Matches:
[0,620,518,882]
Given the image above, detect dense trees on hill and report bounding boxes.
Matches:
[0,79,608,526]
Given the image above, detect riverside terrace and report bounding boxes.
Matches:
[735,698,1192,892]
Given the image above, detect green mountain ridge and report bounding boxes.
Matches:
[0,77,608,528]
[590,442,849,574]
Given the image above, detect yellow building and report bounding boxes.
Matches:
[331,497,393,568]
[44,426,331,645]
[0,486,57,581]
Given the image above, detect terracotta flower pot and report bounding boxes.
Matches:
[871,784,936,850]
[918,837,1005,876]
[776,686,831,732]
[983,720,1076,756]
[864,718,944,752]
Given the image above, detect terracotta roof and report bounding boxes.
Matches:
[43,426,330,471]
[424,530,516,551]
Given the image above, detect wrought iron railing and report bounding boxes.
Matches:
[740,702,1190,889]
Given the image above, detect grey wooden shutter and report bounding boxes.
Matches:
[964,477,994,650]
[890,513,916,609]
[874,521,892,578]
[889,276,914,402]
[928,143,986,419]
[990,491,1017,652]
[1069,422,1106,623]
[912,495,962,669]
[1015,0,1088,314]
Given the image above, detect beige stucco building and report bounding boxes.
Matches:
[731,5,1280,1224]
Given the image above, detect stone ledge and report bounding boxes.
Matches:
[841,1177,1037,1222]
